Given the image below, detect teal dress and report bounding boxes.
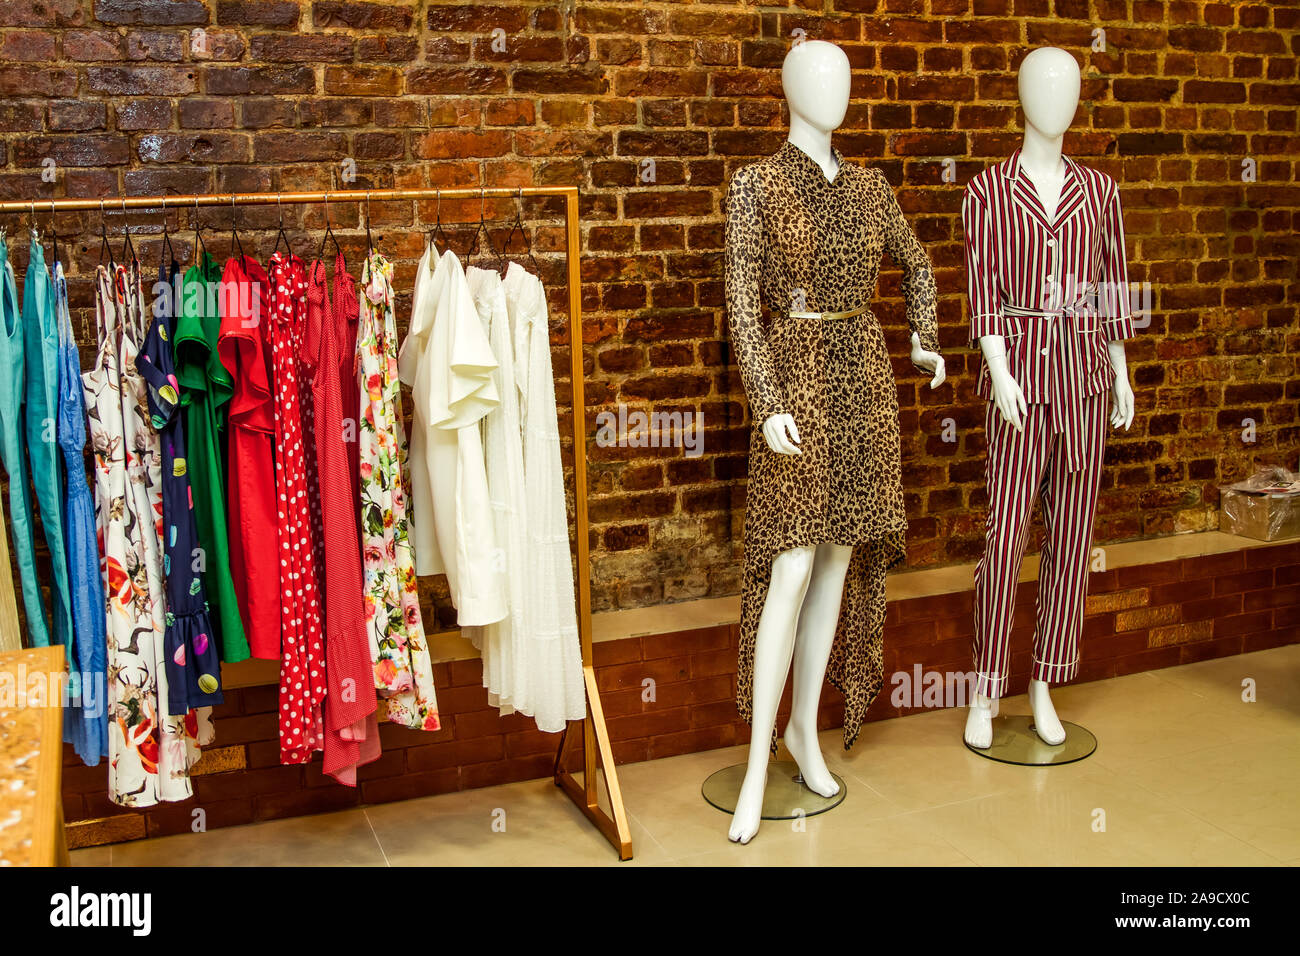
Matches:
[22,240,73,655]
[0,235,49,647]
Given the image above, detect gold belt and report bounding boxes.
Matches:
[788,304,872,321]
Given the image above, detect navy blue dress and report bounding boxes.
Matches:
[137,260,223,713]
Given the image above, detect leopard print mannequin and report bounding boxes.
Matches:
[724,140,939,749]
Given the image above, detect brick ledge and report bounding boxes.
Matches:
[220,529,1295,690]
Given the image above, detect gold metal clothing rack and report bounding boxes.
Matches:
[0,185,633,861]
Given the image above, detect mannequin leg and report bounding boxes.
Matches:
[783,542,852,797]
[967,402,1051,748]
[729,545,814,844]
[1027,393,1108,744]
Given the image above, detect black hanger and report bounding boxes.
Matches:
[271,193,294,260]
[159,195,175,273]
[316,189,343,267]
[48,200,59,273]
[98,199,115,270]
[191,193,209,266]
[469,186,498,267]
[428,189,452,257]
[364,190,378,256]
[28,200,40,263]
[119,197,138,269]
[499,187,539,278]
[229,194,245,260]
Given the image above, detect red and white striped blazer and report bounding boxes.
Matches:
[963,149,1135,405]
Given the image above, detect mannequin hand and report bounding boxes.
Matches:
[909,333,947,390]
[1110,374,1134,430]
[1107,339,1134,430]
[988,363,1027,433]
[761,413,801,455]
[978,334,1025,432]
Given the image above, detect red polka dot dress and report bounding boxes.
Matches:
[268,251,326,764]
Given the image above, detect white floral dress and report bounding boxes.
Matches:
[357,250,439,731]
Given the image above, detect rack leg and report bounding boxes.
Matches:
[554,666,633,860]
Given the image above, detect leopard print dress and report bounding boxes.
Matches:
[724,140,939,749]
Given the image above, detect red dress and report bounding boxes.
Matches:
[267,252,328,765]
[305,254,380,785]
[217,256,280,660]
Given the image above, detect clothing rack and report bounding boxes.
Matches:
[0,186,634,861]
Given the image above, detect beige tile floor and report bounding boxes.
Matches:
[71,644,1300,866]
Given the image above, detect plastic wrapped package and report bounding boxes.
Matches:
[1218,465,1300,541]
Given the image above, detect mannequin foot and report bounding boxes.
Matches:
[1028,679,1066,745]
[783,720,839,797]
[964,694,994,749]
[728,767,767,844]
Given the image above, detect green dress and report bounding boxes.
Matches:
[174,253,249,662]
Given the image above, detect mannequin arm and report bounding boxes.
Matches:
[725,168,787,426]
[875,170,941,375]
[978,333,1026,433]
[1107,339,1134,430]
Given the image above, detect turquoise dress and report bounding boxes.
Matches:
[0,235,49,647]
[55,258,108,764]
[22,240,73,655]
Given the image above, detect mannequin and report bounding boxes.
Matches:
[723,39,946,844]
[962,47,1136,750]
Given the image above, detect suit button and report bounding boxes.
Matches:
[1040,348,1049,355]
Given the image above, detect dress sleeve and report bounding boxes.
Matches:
[961,181,1012,347]
[1098,180,1136,342]
[724,167,786,425]
[876,169,939,361]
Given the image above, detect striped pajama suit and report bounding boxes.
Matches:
[963,149,1136,699]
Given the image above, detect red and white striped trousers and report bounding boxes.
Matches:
[972,391,1108,699]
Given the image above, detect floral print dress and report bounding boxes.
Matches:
[357,250,439,731]
[85,264,199,807]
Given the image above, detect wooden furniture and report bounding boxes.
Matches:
[0,645,69,866]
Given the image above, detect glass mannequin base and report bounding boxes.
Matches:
[965,714,1098,766]
[702,760,847,820]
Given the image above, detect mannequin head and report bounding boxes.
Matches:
[781,40,850,132]
[1017,47,1081,139]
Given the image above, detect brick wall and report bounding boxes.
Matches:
[0,2,1295,622]
[64,536,1300,847]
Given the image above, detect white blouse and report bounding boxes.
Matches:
[398,245,507,626]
